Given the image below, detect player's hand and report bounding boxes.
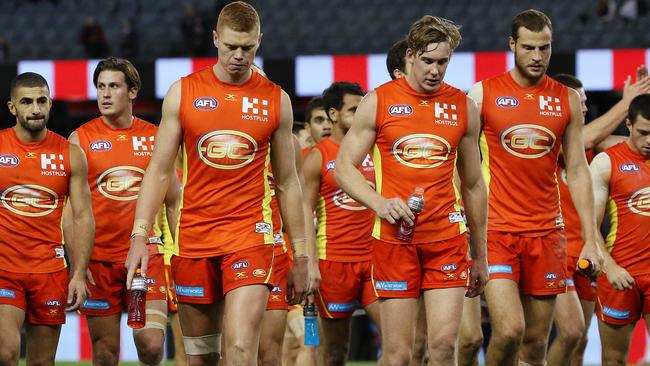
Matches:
[287,256,309,305]
[636,64,648,81]
[66,272,89,311]
[307,259,321,294]
[578,240,604,276]
[373,197,414,225]
[125,235,148,290]
[466,257,488,298]
[86,268,96,286]
[604,261,635,291]
[623,72,650,103]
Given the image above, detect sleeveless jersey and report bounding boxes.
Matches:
[76,117,159,262]
[480,73,570,235]
[0,128,70,273]
[177,67,281,257]
[558,151,594,257]
[373,78,468,244]
[314,138,375,261]
[604,142,650,276]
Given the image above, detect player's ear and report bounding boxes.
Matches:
[508,36,516,52]
[625,118,633,132]
[7,100,16,116]
[327,107,338,123]
[213,30,219,48]
[128,87,138,102]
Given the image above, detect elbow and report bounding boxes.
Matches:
[583,139,596,151]
[333,164,348,187]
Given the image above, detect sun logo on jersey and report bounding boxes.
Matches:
[628,187,650,216]
[96,166,145,201]
[500,124,556,159]
[1,184,59,217]
[391,134,451,169]
[197,130,258,170]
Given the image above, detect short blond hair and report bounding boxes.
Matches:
[408,15,461,54]
[216,1,260,32]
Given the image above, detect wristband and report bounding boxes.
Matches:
[131,219,151,237]
[291,238,308,258]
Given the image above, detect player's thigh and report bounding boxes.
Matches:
[379,297,419,350]
[553,291,585,334]
[24,324,61,364]
[598,319,635,363]
[86,313,122,346]
[260,309,288,351]
[485,278,524,334]
[521,294,557,337]
[223,284,270,342]
[423,287,465,342]
[459,295,482,340]
[364,300,381,328]
[177,302,222,337]
[0,304,25,359]
[320,316,352,349]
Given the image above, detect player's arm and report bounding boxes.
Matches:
[294,135,320,293]
[65,143,95,310]
[457,96,488,298]
[125,80,183,287]
[467,81,484,112]
[563,88,604,273]
[163,166,181,240]
[583,68,650,149]
[590,152,634,290]
[271,90,308,304]
[62,131,81,251]
[334,91,414,225]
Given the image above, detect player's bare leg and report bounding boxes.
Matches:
[519,295,557,366]
[259,309,288,366]
[133,299,168,365]
[0,305,24,366]
[320,317,352,365]
[178,302,223,366]
[409,298,427,366]
[378,298,419,366]
[598,320,634,366]
[485,279,525,366]
[25,324,62,366]
[87,314,122,366]
[571,300,595,366]
[222,285,270,366]
[547,291,585,366]
[170,312,188,366]
[458,296,483,366]
[424,287,465,365]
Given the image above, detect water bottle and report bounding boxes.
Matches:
[396,187,425,243]
[577,259,596,280]
[303,303,319,346]
[127,272,147,329]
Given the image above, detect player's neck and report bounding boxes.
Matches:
[101,114,133,129]
[509,68,544,88]
[626,139,645,157]
[330,126,345,144]
[13,125,47,143]
[213,63,252,85]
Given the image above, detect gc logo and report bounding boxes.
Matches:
[628,187,650,216]
[1,184,59,217]
[197,130,258,170]
[500,124,556,159]
[97,166,144,201]
[391,134,451,169]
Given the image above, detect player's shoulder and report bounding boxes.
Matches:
[133,116,158,130]
[75,116,104,133]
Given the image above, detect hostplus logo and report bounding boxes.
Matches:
[434,103,458,126]
[539,96,562,117]
[242,97,269,122]
[41,153,66,176]
[132,136,155,156]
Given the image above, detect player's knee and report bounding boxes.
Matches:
[492,322,524,346]
[93,338,120,366]
[0,347,19,366]
[323,344,348,365]
[258,341,282,366]
[459,331,484,355]
[602,348,628,366]
[381,348,412,366]
[427,338,456,363]
[135,339,164,365]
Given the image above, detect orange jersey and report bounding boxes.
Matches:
[480,73,570,235]
[0,129,70,273]
[373,78,468,244]
[314,138,375,261]
[76,117,158,262]
[558,151,594,257]
[604,142,650,276]
[177,67,281,257]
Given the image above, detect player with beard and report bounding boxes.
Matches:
[468,9,603,366]
[0,72,93,365]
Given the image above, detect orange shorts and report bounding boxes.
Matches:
[0,268,68,325]
[316,259,377,319]
[372,234,469,299]
[266,251,290,311]
[487,230,567,296]
[566,255,596,302]
[596,272,650,325]
[171,244,274,304]
[80,254,167,316]
[164,264,178,312]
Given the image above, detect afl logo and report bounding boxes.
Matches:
[500,124,556,159]
[89,140,112,152]
[495,96,519,108]
[97,166,144,201]
[0,154,20,168]
[392,133,451,169]
[628,187,650,216]
[1,184,59,217]
[619,162,640,173]
[197,130,257,170]
[194,97,218,111]
[388,104,413,117]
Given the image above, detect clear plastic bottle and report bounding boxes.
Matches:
[303,303,319,346]
[127,272,147,329]
[396,187,425,243]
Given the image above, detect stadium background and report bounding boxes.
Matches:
[1,0,649,363]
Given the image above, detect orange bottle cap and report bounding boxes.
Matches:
[577,259,591,270]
